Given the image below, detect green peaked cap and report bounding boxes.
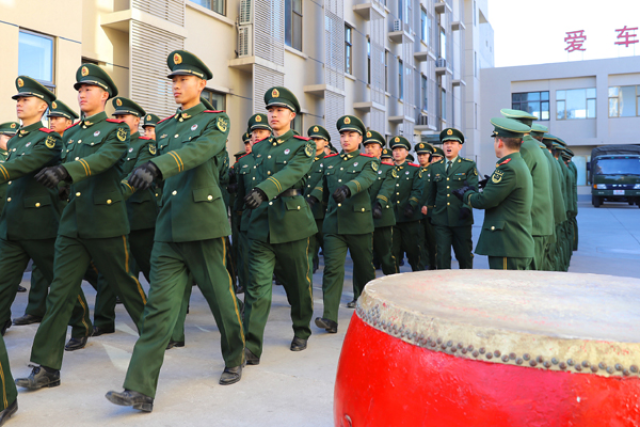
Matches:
[530,123,548,137]
[329,144,338,154]
[389,135,411,151]
[0,122,20,136]
[143,114,161,128]
[13,76,56,106]
[74,64,118,98]
[363,129,385,147]
[307,125,331,142]
[500,108,537,127]
[242,130,252,143]
[112,97,146,117]
[440,127,465,144]
[381,148,392,159]
[337,115,366,135]
[167,50,213,80]
[264,86,300,113]
[432,146,445,157]
[415,142,434,154]
[490,117,531,139]
[249,114,271,132]
[406,153,415,162]
[48,99,79,120]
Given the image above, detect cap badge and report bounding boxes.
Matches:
[419,143,424,148]
[81,66,89,77]
[447,129,453,136]
[366,131,372,138]
[344,117,351,125]
[116,99,123,107]
[10,123,16,129]
[272,88,280,98]
[52,101,57,109]
[395,137,400,143]
[314,126,319,132]
[147,115,152,120]
[17,78,24,88]
[191,124,198,131]
[94,131,101,137]
[256,115,262,123]
[174,53,182,65]
[284,148,290,155]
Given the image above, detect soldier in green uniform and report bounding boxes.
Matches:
[16,65,148,389]
[327,144,338,156]
[552,138,573,271]
[228,132,251,294]
[142,113,160,140]
[241,86,316,362]
[311,116,378,331]
[563,147,579,251]
[105,51,245,411]
[381,148,392,162]
[499,109,553,271]
[416,143,437,270]
[362,130,397,276]
[455,118,534,270]
[305,125,329,273]
[431,146,444,163]
[389,136,423,271]
[427,128,478,270]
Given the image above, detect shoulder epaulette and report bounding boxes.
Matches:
[325,153,338,158]
[238,153,251,161]
[462,157,474,162]
[106,118,124,124]
[294,135,310,141]
[408,162,420,167]
[64,122,80,131]
[499,158,512,166]
[204,110,225,113]
[39,128,54,133]
[158,115,175,124]
[359,153,374,158]
[138,136,151,140]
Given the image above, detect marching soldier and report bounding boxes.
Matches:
[551,137,573,271]
[16,64,148,390]
[381,148,393,162]
[454,118,534,270]
[311,116,378,332]
[305,125,329,273]
[500,109,553,271]
[142,113,160,140]
[363,130,397,276]
[389,136,423,271]
[431,146,444,163]
[427,128,478,270]
[563,147,579,251]
[241,87,316,361]
[415,143,436,270]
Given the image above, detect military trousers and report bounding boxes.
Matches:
[123,238,244,398]
[238,230,251,292]
[570,216,578,251]
[231,212,241,287]
[419,219,437,270]
[433,225,473,269]
[0,335,16,411]
[244,237,313,357]
[322,233,375,323]
[310,219,324,273]
[30,235,147,370]
[0,239,91,339]
[488,256,531,270]
[530,235,550,271]
[393,221,422,271]
[373,226,397,275]
[553,223,566,271]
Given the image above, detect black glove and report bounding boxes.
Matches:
[478,174,490,190]
[332,185,351,203]
[372,202,383,219]
[244,188,267,209]
[128,161,160,190]
[403,204,414,218]
[227,183,238,193]
[58,185,70,201]
[228,167,236,178]
[453,180,477,201]
[458,208,471,221]
[35,165,69,189]
[306,195,319,208]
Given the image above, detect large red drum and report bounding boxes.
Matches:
[334,270,640,426]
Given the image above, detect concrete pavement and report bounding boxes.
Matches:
[3,198,639,426]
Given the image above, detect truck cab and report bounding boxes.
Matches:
[590,145,640,208]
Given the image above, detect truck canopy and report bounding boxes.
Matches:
[591,144,640,159]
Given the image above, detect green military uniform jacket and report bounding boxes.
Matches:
[123,132,158,231]
[417,163,433,219]
[541,148,567,226]
[464,152,534,257]
[0,149,9,215]
[427,157,478,227]
[0,123,63,240]
[310,150,379,235]
[369,162,397,228]
[566,161,578,217]
[557,157,571,214]
[304,152,327,220]
[151,103,231,242]
[219,150,231,209]
[248,129,317,244]
[519,135,553,237]
[233,151,256,232]
[391,161,423,223]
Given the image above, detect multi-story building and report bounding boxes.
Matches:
[0,0,493,157]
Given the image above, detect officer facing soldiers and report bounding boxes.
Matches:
[363,130,397,276]
[16,65,148,390]
[415,143,436,270]
[454,118,534,270]
[142,113,160,140]
[106,50,245,412]
[305,125,329,273]
[427,128,478,270]
[389,136,423,271]
[310,116,379,332]
[242,87,316,361]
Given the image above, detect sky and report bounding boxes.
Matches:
[488,0,640,67]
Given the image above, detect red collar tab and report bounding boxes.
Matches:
[381,161,394,165]
[325,153,338,158]
[204,110,224,113]
[408,162,420,167]
[64,122,80,131]
[359,153,373,158]
[238,153,250,160]
[158,115,175,124]
[138,136,151,140]
[106,118,124,123]
[39,127,55,133]
[500,158,512,166]
[294,135,310,141]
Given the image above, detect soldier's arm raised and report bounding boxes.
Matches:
[464,168,515,210]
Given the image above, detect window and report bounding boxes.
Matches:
[609,85,640,117]
[398,59,403,101]
[292,113,303,134]
[421,74,428,111]
[427,13,432,47]
[384,50,389,92]
[367,38,371,84]
[421,9,427,43]
[511,91,550,121]
[556,88,596,120]
[441,89,446,121]
[285,0,302,51]
[203,90,226,111]
[345,25,353,75]
[439,28,446,60]
[398,0,403,23]
[474,51,477,78]
[473,1,477,26]
[18,30,54,92]
[475,103,478,129]
[189,0,225,15]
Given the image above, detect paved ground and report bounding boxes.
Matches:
[3,197,640,426]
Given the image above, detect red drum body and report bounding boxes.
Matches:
[334,270,640,427]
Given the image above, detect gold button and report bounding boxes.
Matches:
[127,158,130,160]
[107,199,112,204]
[338,179,342,182]
[267,171,271,175]
[307,185,311,188]
[446,177,449,181]
[361,208,365,212]
[272,143,277,146]
[7,197,11,202]
[179,118,183,122]
[174,134,179,138]
[35,202,41,207]
[75,157,80,161]
[90,143,95,146]
[172,190,177,195]
[269,201,273,205]
[447,186,450,189]
[447,202,450,206]
[252,177,256,180]
[76,192,81,197]
[7,181,11,185]
[268,155,271,159]
[447,194,450,197]
[284,161,287,164]
[207,195,213,201]
[338,203,342,207]
[155,193,159,197]
[297,206,301,210]
[491,226,495,231]
[396,192,400,195]
[340,167,343,170]
[77,140,82,143]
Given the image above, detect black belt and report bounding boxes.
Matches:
[278,188,302,198]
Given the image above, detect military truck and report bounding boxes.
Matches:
[589,145,640,207]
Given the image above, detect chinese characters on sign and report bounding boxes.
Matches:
[565,27,639,51]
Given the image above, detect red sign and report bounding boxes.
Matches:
[615,26,639,47]
[564,30,587,52]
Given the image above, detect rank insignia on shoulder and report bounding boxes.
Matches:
[117,127,127,142]
[45,135,56,149]
[371,161,378,172]
[304,143,314,157]
[149,144,157,155]
[491,170,504,184]
[216,117,228,132]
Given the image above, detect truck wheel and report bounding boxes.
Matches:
[592,195,602,207]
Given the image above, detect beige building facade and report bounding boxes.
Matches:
[1,0,492,159]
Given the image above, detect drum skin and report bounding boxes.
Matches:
[334,313,640,427]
